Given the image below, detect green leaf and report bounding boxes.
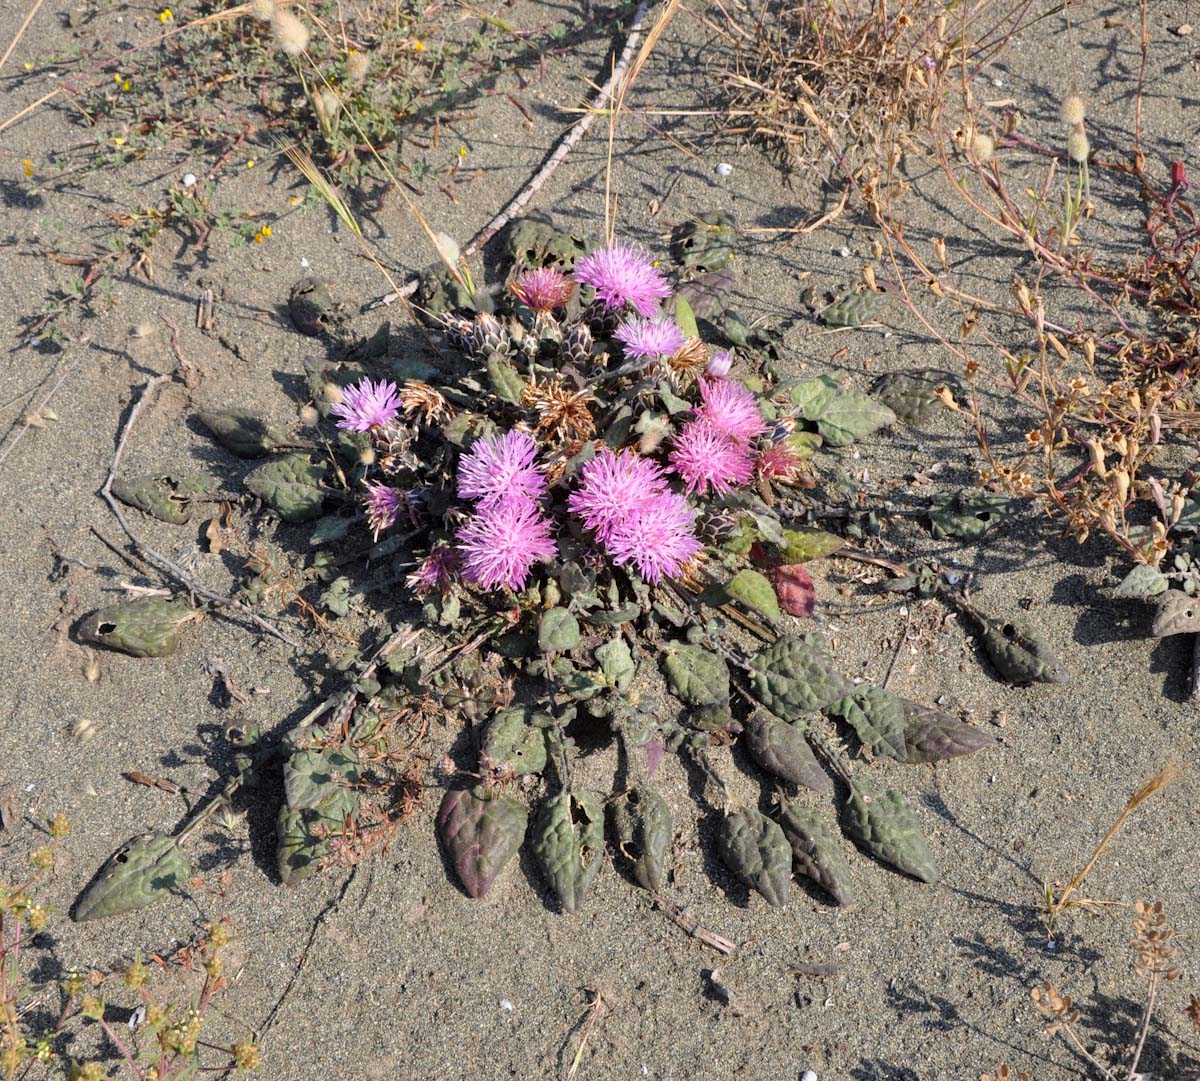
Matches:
[977,614,1066,684]
[820,291,889,327]
[276,804,335,885]
[322,576,354,617]
[283,747,360,820]
[111,472,218,524]
[438,786,528,898]
[538,607,580,652]
[723,569,780,620]
[531,791,605,913]
[78,597,199,658]
[750,636,851,720]
[486,355,525,403]
[900,701,993,763]
[609,786,673,892]
[245,453,328,522]
[670,211,737,272]
[928,488,1014,541]
[870,368,965,425]
[661,643,730,707]
[787,375,842,420]
[816,391,896,447]
[1114,564,1169,599]
[74,833,192,922]
[674,293,699,338]
[844,778,939,884]
[197,409,294,458]
[656,380,691,415]
[742,712,829,793]
[583,602,641,626]
[717,808,792,906]
[777,527,844,563]
[481,708,550,775]
[310,515,353,546]
[595,638,636,692]
[778,800,854,907]
[827,685,908,760]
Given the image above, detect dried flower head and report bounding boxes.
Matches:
[575,242,672,317]
[1131,899,1181,979]
[605,490,702,584]
[669,419,755,495]
[457,497,557,591]
[1068,126,1090,164]
[399,380,452,424]
[457,429,547,508]
[666,336,709,376]
[510,267,575,312]
[252,0,273,20]
[271,8,310,55]
[567,449,668,544]
[1030,983,1079,1036]
[522,378,596,442]
[345,51,370,86]
[331,376,402,432]
[970,131,995,162]
[613,313,686,361]
[1059,94,1086,126]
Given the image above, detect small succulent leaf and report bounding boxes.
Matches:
[900,701,993,763]
[661,643,730,707]
[827,685,908,760]
[724,569,780,620]
[595,637,636,692]
[778,800,854,907]
[112,473,218,524]
[481,708,550,775]
[283,747,360,819]
[437,786,528,898]
[531,791,605,913]
[322,576,354,617]
[1151,590,1200,636]
[197,409,292,458]
[583,602,641,626]
[777,527,844,563]
[78,597,198,658]
[844,779,939,884]
[750,636,852,720]
[670,211,737,272]
[771,564,816,617]
[486,355,525,403]
[74,833,193,922]
[977,615,1066,684]
[717,808,792,906]
[816,391,896,447]
[1114,564,1169,599]
[870,368,965,424]
[245,454,328,523]
[609,786,673,892]
[820,291,889,327]
[786,375,841,420]
[742,712,830,793]
[538,607,581,652]
[928,488,1014,541]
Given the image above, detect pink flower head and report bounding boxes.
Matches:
[696,377,766,442]
[706,351,733,379]
[457,429,547,508]
[331,377,402,432]
[457,497,558,591]
[607,490,702,584]
[669,419,755,495]
[613,313,686,361]
[567,449,668,544]
[407,544,460,596]
[363,481,401,541]
[510,267,575,312]
[575,242,672,317]
[756,442,804,481]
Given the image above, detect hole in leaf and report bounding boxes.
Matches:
[1002,624,1017,639]
[97,622,117,635]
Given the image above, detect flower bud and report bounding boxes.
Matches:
[705,351,733,378]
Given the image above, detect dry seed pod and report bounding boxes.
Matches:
[1059,94,1085,126]
[1068,126,1090,164]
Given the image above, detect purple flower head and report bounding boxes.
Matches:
[510,267,575,312]
[567,449,668,544]
[331,377,402,432]
[457,497,558,591]
[696,376,766,442]
[407,544,460,596]
[575,242,672,317]
[607,490,702,584]
[363,481,401,541]
[613,314,686,362]
[457,429,547,508]
[669,419,755,495]
[705,351,733,379]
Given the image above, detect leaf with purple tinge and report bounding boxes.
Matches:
[771,563,816,617]
[742,712,830,793]
[778,799,853,907]
[900,701,993,763]
[531,791,605,913]
[438,786,528,899]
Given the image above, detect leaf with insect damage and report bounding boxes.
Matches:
[750,635,851,720]
[900,701,993,763]
[609,786,673,892]
[112,472,219,525]
[670,211,737,273]
[928,488,1014,541]
[438,786,528,899]
[844,778,938,884]
[827,685,908,761]
[778,799,854,907]
[976,613,1066,684]
[482,707,551,776]
[717,808,792,906]
[723,568,780,620]
[870,368,965,424]
[661,642,730,708]
[245,453,328,523]
[78,597,200,658]
[73,832,192,922]
[820,291,889,327]
[595,637,636,693]
[532,791,605,913]
[1151,589,1200,636]
[742,712,829,793]
[197,409,295,458]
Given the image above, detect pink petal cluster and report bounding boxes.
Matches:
[456,430,548,508]
[331,377,402,432]
[407,544,460,596]
[510,267,575,312]
[613,314,686,361]
[567,449,700,583]
[696,377,766,441]
[575,242,672,317]
[668,419,755,495]
[706,351,733,378]
[457,498,558,591]
[756,441,804,481]
[363,481,401,540]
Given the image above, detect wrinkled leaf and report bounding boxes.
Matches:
[724,569,780,620]
[277,804,340,885]
[609,786,673,892]
[670,211,736,273]
[310,515,353,546]
[787,375,842,420]
[532,791,605,913]
[1114,564,1169,599]
[438,786,528,898]
[1151,590,1200,637]
[821,291,889,327]
[717,808,791,906]
[929,488,1013,541]
[750,636,852,719]
[844,778,938,883]
[977,613,1066,684]
[487,355,525,404]
[74,833,192,922]
[816,391,896,447]
[676,268,736,319]
[595,638,635,692]
[539,607,580,652]
[197,409,294,458]
[112,472,218,525]
[482,707,550,775]
[283,746,360,819]
[742,712,829,793]
[778,800,854,907]
[79,597,199,658]
[245,453,328,522]
[827,685,908,760]
[771,564,816,617]
[662,643,730,707]
[900,701,993,763]
[289,276,335,336]
[870,368,965,424]
[777,527,843,563]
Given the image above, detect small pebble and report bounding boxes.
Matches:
[499,999,513,1012]
[715,162,733,177]
[300,257,310,268]
[802,1072,818,1081]
[991,76,1003,87]
[836,246,850,257]
[182,172,197,187]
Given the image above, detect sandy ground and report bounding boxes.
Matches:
[0,1,1198,1078]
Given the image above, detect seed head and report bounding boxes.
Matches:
[1059,94,1085,126]
[970,132,995,162]
[345,52,370,86]
[252,0,272,20]
[271,8,310,55]
[1068,126,1090,164]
